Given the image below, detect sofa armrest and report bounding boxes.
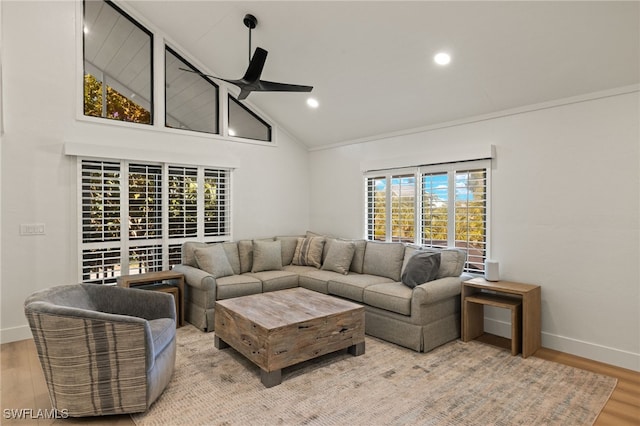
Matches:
[173,264,217,292]
[412,276,463,305]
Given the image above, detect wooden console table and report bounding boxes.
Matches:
[462,277,541,358]
[117,270,185,327]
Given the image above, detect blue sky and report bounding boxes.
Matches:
[375,174,474,202]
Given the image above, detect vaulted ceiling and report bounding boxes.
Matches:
[122,1,639,149]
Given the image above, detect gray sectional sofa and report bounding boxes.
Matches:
[173,233,470,353]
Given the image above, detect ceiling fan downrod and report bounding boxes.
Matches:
[243,14,258,63]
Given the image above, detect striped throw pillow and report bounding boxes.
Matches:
[292,237,325,268]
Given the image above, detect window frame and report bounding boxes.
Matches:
[365,160,491,274]
[77,157,232,284]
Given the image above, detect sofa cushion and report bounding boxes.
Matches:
[276,236,301,266]
[182,241,210,267]
[237,240,254,273]
[328,274,393,302]
[321,240,356,275]
[363,282,413,316]
[282,264,318,275]
[251,240,283,272]
[438,249,466,278]
[215,275,262,300]
[362,241,405,281]
[401,251,441,288]
[401,245,420,275]
[296,268,347,294]
[247,270,298,292]
[421,247,467,278]
[220,242,241,275]
[350,240,367,274]
[194,244,235,279]
[292,237,325,268]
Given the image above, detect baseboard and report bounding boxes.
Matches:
[484,318,640,371]
[1,325,32,344]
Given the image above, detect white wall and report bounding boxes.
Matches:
[309,91,640,371]
[0,1,310,341]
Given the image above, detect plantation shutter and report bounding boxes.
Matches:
[421,172,449,249]
[390,174,417,243]
[80,160,122,284]
[454,168,488,273]
[168,166,198,238]
[204,168,230,237]
[78,158,232,283]
[128,163,163,275]
[366,160,490,274]
[366,176,387,241]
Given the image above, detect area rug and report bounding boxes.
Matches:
[132,325,616,426]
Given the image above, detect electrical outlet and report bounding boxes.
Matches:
[20,223,45,236]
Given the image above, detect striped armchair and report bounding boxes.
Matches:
[24,283,176,417]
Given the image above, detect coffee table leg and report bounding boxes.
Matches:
[214,336,229,349]
[348,341,365,356]
[261,369,282,388]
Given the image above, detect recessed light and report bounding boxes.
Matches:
[306,98,319,109]
[434,52,451,66]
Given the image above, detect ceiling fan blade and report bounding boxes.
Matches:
[243,47,268,82]
[258,80,313,93]
[237,88,252,100]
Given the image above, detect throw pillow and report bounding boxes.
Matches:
[321,240,356,275]
[292,237,325,268]
[401,251,441,288]
[194,244,235,279]
[251,240,283,273]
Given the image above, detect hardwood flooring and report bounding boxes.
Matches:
[2,336,638,425]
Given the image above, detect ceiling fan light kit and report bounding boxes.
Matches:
[180,13,313,100]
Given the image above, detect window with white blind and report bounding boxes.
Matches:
[365,160,489,274]
[79,158,231,284]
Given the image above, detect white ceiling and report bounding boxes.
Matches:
[122,1,640,149]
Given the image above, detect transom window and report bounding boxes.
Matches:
[83,0,153,124]
[228,96,272,141]
[79,158,231,284]
[165,47,219,134]
[82,0,274,143]
[366,160,489,273]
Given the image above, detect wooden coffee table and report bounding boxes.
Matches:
[214,287,365,387]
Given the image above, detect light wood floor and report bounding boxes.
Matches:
[2,336,639,425]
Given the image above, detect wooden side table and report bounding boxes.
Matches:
[462,277,541,358]
[117,270,185,327]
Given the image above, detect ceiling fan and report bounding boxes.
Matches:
[180,14,313,100]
